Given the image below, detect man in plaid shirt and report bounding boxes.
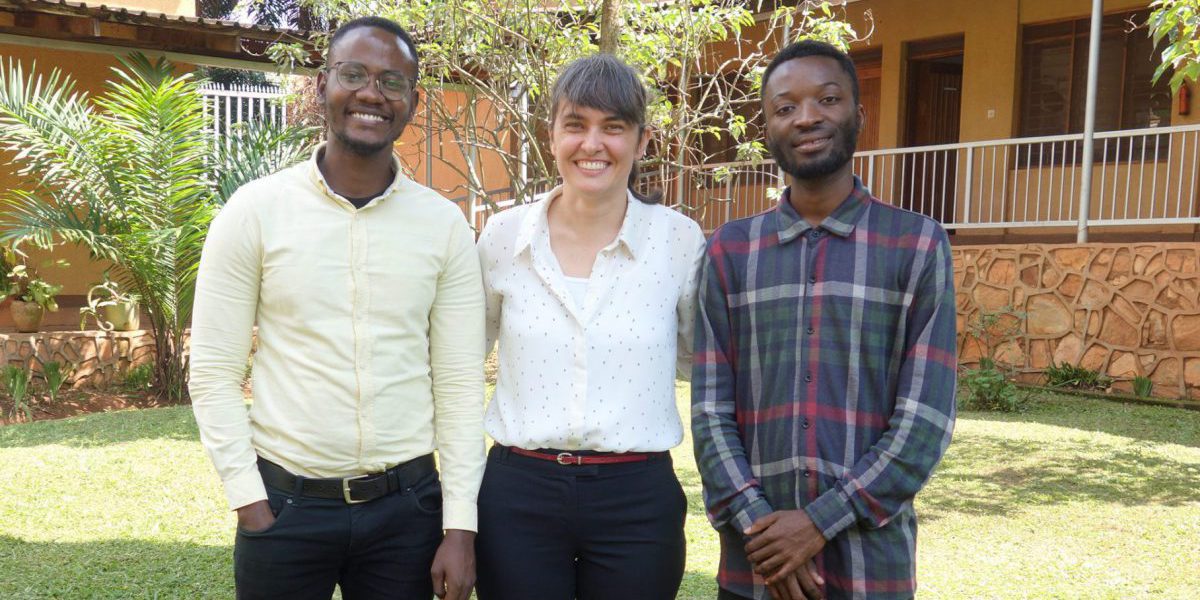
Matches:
[692,40,957,600]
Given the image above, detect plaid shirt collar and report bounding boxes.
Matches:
[512,185,648,260]
[774,176,872,244]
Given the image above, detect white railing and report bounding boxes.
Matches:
[694,124,1200,231]
[849,123,1200,229]
[199,83,288,145]
[460,123,1200,233]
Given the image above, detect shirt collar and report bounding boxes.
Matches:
[775,176,872,244]
[306,143,406,210]
[511,186,648,260]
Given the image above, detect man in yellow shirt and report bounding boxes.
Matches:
[189,16,484,600]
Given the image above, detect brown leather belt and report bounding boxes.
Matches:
[504,445,666,465]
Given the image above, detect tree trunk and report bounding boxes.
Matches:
[599,0,621,54]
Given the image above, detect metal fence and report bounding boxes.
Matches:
[199,83,288,145]
[463,123,1200,234]
[849,123,1200,230]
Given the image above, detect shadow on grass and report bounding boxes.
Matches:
[964,395,1200,449]
[920,432,1200,522]
[0,406,198,449]
[0,534,231,599]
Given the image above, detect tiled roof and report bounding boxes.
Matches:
[0,0,320,66]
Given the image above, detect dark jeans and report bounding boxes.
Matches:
[233,467,444,600]
[475,445,687,600]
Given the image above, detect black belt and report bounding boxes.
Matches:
[257,455,435,505]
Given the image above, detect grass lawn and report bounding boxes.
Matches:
[2,386,1198,598]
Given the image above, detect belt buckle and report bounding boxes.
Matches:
[556,452,582,466]
[342,473,370,504]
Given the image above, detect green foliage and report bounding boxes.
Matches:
[2,363,32,421]
[1043,362,1113,391]
[960,306,1029,412]
[770,0,869,53]
[1133,375,1154,399]
[123,363,154,392]
[293,0,868,208]
[41,360,69,403]
[211,119,316,205]
[1148,0,1200,93]
[0,53,316,401]
[959,358,1029,413]
[965,305,1026,365]
[0,250,65,312]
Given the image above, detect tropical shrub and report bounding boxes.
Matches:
[1043,362,1113,391]
[41,360,69,403]
[0,54,314,401]
[123,363,155,392]
[959,358,1029,413]
[960,306,1030,412]
[2,363,32,421]
[1133,375,1154,398]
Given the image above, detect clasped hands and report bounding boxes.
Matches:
[744,510,827,600]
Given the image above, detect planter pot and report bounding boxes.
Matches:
[10,300,45,333]
[102,300,140,331]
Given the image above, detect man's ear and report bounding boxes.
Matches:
[316,70,328,103]
[407,88,420,122]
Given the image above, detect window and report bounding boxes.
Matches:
[1019,11,1172,137]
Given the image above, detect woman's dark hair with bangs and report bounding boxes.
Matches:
[549,54,662,204]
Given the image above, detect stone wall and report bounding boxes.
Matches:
[954,243,1200,399]
[1,330,155,388]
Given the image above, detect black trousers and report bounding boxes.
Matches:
[716,589,754,600]
[475,445,687,600]
[233,464,444,600]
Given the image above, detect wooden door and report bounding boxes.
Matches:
[902,38,963,225]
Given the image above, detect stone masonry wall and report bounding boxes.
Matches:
[1,331,155,388]
[954,243,1200,399]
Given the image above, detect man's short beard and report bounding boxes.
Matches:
[333,130,395,157]
[768,123,860,181]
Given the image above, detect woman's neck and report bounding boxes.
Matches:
[550,187,628,238]
[546,186,629,278]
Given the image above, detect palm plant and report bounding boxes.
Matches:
[0,53,314,401]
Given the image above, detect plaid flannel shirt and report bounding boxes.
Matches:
[692,179,957,600]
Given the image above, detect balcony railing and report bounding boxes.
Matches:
[462,123,1200,234]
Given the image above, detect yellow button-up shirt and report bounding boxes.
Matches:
[189,147,485,531]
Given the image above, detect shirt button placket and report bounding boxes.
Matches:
[350,211,372,464]
[569,323,586,446]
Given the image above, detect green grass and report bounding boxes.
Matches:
[2,388,1198,598]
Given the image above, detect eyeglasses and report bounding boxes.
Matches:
[324,61,414,101]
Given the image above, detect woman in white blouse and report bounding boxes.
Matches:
[474,54,706,599]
